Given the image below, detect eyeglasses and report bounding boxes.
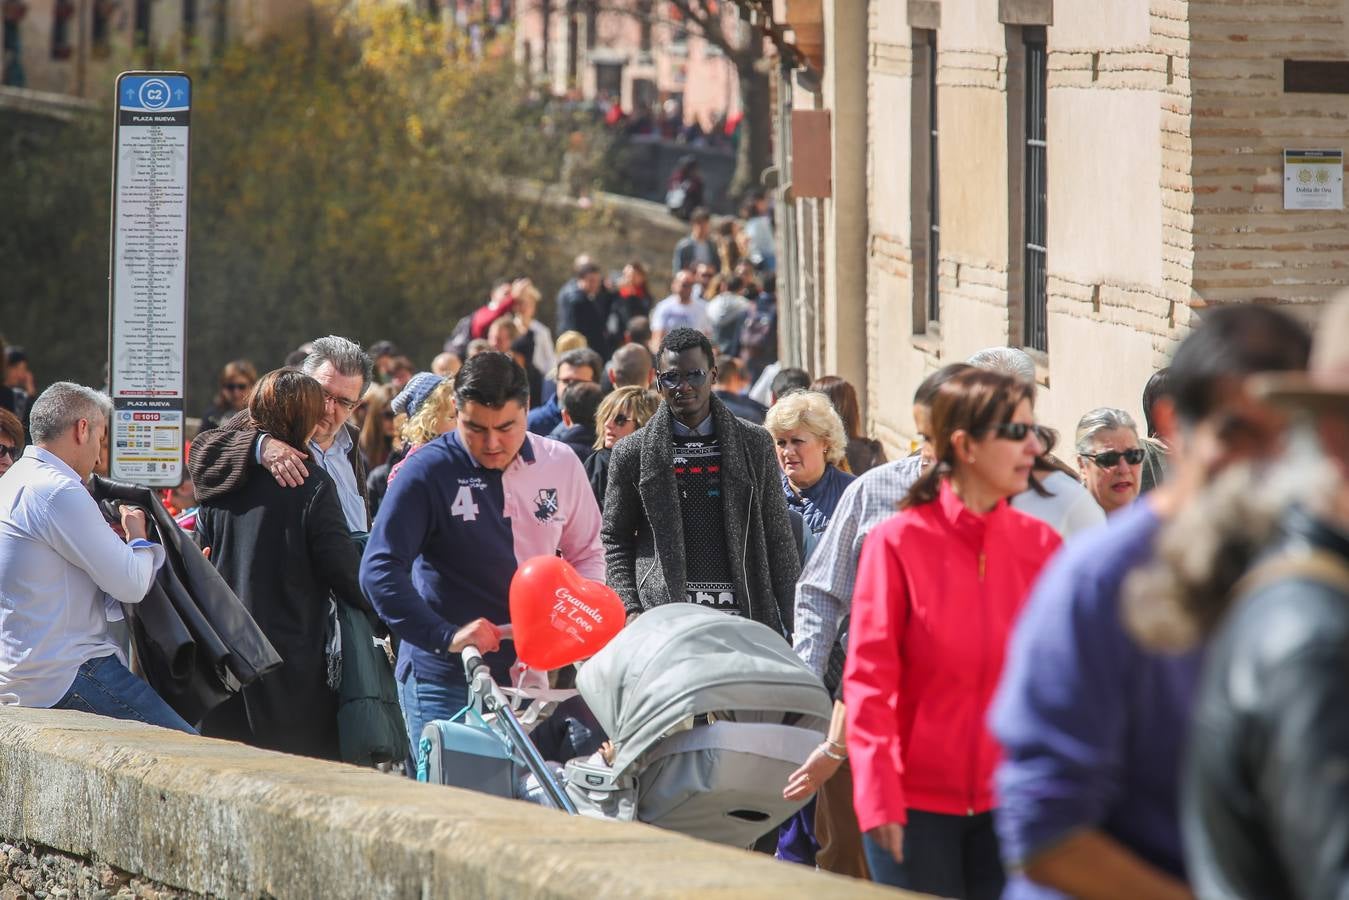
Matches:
[992,422,1048,443]
[1081,448,1146,468]
[0,445,18,462]
[611,413,633,427]
[656,369,709,391]
[322,388,360,413]
[223,382,250,392]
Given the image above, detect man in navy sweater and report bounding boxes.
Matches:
[989,305,1311,900]
[360,352,604,753]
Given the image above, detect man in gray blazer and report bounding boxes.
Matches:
[601,327,800,637]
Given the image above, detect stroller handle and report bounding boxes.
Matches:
[461,644,489,682]
[459,643,579,816]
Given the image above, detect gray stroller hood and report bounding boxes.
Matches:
[578,604,833,775]
[566,605,831,846]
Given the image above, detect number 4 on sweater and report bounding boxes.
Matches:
[451,485,479,521]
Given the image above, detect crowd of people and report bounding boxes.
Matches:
[3,265,1349,897]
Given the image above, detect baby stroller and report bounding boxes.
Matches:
[422,604,832,849]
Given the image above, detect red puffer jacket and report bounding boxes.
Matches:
[844,479,1061,832]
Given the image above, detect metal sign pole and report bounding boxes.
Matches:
[107,70,191,488]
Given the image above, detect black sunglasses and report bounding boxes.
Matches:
[656,369,709,391]
[992,422,1049,443]
[0,445,18,462]
[610,413,634,427]
[1081,448,1146,468]
[223,382,250,392]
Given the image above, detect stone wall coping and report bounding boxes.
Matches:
[0,707,913,899]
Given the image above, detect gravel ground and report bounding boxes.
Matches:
[0,842,200,900]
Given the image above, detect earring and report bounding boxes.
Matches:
[968,456,976,465]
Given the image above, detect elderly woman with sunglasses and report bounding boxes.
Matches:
[845,368,1062,898]
[584,386,660,504]
[1074,408,1147,515]
[200,360,257,432]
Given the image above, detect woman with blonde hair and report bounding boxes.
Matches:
[366,374,455,518]
[584,386,660,504]
[765,390,855,537]
[510,280,556,377]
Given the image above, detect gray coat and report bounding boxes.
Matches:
[601,394,801,636]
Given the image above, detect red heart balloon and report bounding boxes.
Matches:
[509,556,624,670]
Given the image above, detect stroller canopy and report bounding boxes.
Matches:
[577,604,832,776]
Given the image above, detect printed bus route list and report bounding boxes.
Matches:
[113,117,188,399]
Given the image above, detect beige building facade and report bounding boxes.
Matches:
[514,1,743,128]
[772,0,1349,454]
[1,0,307,98]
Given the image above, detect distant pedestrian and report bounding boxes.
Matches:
[846,368,1060,898]
[585,386,660,505]
[556,262,611,357]
[512,280,556,378]
[357,383,398,471]
[200,360,257,432]
[0,382,192,732]
[0,408,22,479]
[606,342,654,391]
[770,367,812,405]
[607,261,652,351]
[812,376,887,476]
[671,207,717,273]
[650,270,710,346]
[527,347,601,436]
[1139,367,1172,493]
[706,275,752,358]
[711,356,766,424]
[665,158,705,220]
[555,381,603,463]
[1074,407,1146,515]
[766,390,856,538]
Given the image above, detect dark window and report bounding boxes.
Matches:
[638,0,652,52]
[182,0,197,50]
[925,30,940,324]
[1022,27,1048,352]
[133,0,151,48]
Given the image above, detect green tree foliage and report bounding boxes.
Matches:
[1,1,601,412]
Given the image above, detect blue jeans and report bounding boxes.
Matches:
[863,810,1004,900]
[53,654,195,734]
[397,668,469,769]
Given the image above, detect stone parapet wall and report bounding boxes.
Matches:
[0,707,903,900]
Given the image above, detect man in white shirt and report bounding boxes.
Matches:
[650,270,711,347]
[0,382,192,731]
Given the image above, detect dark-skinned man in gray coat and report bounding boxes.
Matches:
[601,327,801,637]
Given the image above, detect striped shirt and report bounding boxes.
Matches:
[793,454,924,675]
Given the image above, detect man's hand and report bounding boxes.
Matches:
[261,436,309,487]
[450,618,502,654]
[120,505,148,541]
[867,823,905,863]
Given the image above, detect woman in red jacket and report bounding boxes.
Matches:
[844,368,1062,898]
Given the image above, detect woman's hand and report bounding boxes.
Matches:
[867,822,905,862]
[782,744,844,801]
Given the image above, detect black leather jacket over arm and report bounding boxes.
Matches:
[1184,511,1349,900]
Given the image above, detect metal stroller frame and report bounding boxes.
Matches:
[461,643,577,814]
